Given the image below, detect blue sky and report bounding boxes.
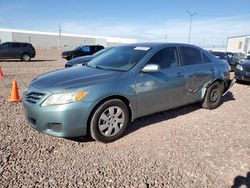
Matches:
[0,0,250,47]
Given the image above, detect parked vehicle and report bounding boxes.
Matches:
[0,42,36,61]
[62,45,104,61]
[23,43,234,143]
[210,51,238,71]
[65,48,112,68]
[235,60,250,83]
[245,51,250,60]
[234,52,245,62]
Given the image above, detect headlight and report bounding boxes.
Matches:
[236,65,243,71]
[41,92,87,106]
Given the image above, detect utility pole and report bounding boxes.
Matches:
[58,24,62,49]
[165,34,168,42]
[186,11,197,44]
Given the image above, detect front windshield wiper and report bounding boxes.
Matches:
[95,65,107,70]
[85,64,106,70]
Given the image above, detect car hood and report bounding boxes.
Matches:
[31,66,122,92]
[66,55,94,66]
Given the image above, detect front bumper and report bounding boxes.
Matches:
[23,91,93,138]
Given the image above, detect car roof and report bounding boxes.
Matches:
[118,42,204,49]
[2,42,30,45]
[79,45,104,47]
[211,51,226,54]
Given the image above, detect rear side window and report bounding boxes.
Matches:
[93,46,103,52]
[202,53,212,63]
[180,47,203,66]
[148,47,179,69]
[11,43,21,48]
[21,43,28,47]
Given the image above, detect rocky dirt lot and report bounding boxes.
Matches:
[0,51,250,187]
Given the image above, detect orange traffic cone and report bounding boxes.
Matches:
[9,80,21,102]
[0,67,4,77]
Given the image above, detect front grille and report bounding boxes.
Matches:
[26,92,46,104]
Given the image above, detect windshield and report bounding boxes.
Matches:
[93,48,110,57]
[87,46,150,71]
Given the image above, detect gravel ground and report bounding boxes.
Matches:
[0,51,250,187]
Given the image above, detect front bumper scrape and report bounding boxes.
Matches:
[223,79,235,96]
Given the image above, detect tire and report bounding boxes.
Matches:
[202,82,223,110]
[90,99,129,143]
[21,53,31,62]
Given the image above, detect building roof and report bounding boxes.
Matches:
[0,28,137,44]
[227,34,250,39]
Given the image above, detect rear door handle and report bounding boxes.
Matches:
[210,68,215,72]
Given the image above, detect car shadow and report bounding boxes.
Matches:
[68,91,235,143]
[222,91,235,103]
[125,91,235,136]
[232,172,250,188]
[125,103,201,136]
[0,59,57,62]
[67,135,95,143]
[236,80,250,86]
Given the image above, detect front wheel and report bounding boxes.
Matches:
[90,99,129,143]
[202,82,223,110]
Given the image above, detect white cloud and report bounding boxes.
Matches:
[59,14,250,48]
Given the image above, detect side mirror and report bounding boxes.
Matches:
[141,64,160,73]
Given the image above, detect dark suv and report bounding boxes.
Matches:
[210,51,238,71]
[62,45,104,60]
[0,42,36,61]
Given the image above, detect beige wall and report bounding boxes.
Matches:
[0,31,13,43]
[12,32,98,50]
[227,37,247,53]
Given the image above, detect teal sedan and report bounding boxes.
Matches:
[23,43,234,143]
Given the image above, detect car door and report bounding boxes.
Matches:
[179,46,215,104]
[0,43,10,58]
[81,46,91,56]
[135,47,186,117]
[9,43,21,58]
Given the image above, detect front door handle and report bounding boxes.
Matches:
[210,68,215,72]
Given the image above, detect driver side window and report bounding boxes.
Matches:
[147,47,179,69]
[82,46,90,53]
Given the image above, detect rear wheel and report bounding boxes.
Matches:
[90,99,129,143]
[202,82,223,110]
[21,53,31,62]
